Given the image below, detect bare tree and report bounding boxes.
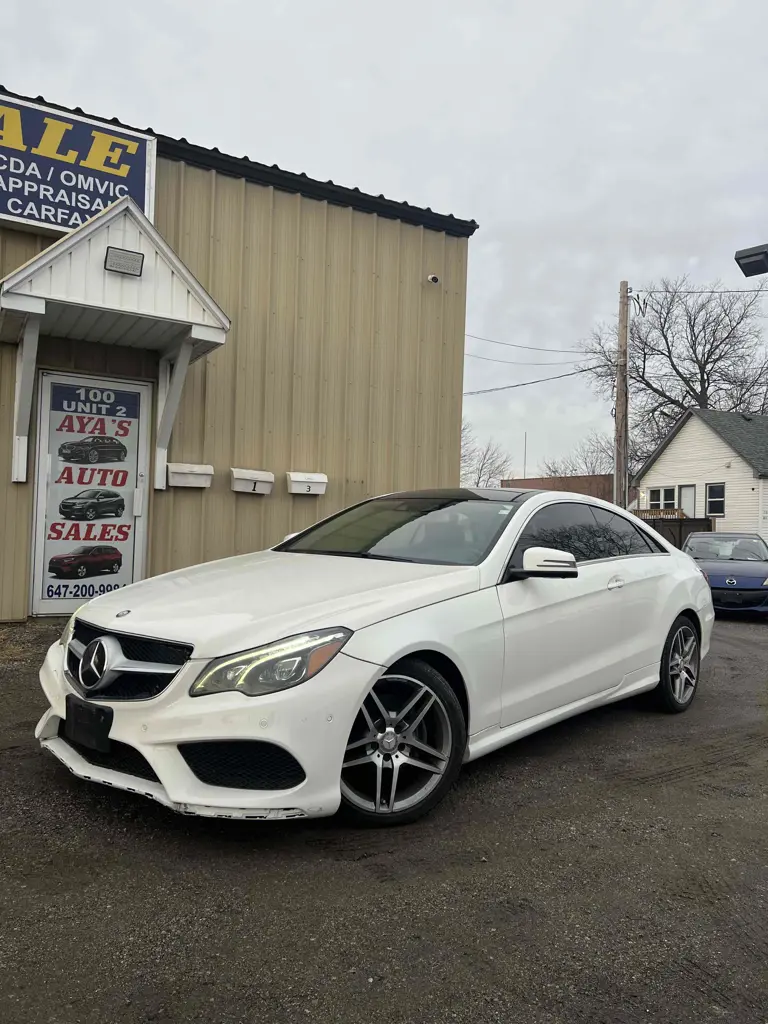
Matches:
[540,429,643,478]
[580,275,768,458]
[540,430,614,477]
[460,419,514,486]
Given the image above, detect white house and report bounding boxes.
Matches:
[633,409,768,538]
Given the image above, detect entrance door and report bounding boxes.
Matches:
[678,485,695,518]
[32,372,152,616]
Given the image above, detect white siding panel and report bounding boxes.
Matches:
[15,210,217,328]
[636,416,759,532]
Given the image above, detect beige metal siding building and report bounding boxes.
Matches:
[0,90,477,620]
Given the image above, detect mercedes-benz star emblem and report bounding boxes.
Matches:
[79,639,108,689]
[77,635,123,692]
[726,578,737,586]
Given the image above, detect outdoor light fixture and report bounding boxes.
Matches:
[104,246,144,277]
[734,243,768,278]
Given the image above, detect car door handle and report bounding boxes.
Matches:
[607,576,625,591]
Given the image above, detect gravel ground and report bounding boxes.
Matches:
[0,617,766,1024]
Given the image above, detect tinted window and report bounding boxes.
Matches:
[510,502,609,564]
[74,489,99,498]
[278,493,533,565]
[590,507,655,557]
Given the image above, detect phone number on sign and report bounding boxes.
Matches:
[46,582,125,599]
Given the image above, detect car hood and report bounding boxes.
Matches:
[78,550,480,658]
[695,558,768,585]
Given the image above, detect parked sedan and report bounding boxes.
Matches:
[58,436,127,464]
[682,532,768,612]
[48,545,122,579]
[37,488,713,826]
[58,489,124,520]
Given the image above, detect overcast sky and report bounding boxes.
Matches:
[3,0,767,474]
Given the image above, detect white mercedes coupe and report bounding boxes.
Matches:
[36,488,714,826]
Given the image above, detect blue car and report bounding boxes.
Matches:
[682,532,768,613]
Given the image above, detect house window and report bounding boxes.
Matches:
[706,483,725,517]
[649,487,676,510]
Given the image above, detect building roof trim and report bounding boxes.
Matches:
[0,86,479,238]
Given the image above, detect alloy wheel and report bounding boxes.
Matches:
[88,451,98,463]
[341,673,453,815]
[669,624,698,703]
[77,566,87,578]
[86,508,97,520]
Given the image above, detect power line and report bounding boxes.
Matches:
[465,332,582,354]
[465,352,582,367]
[463,368,595,396]
[640,289,765,296]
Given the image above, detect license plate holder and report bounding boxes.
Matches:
[64,694,113,753]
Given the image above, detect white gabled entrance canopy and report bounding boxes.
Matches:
[0,195,231,487]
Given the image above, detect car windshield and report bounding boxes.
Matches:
[684,535,768,561]
[277,493,529,565]
[73,489,100,498]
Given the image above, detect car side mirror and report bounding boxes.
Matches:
[519,546,578,579]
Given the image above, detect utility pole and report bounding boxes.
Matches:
[614,280,630,508]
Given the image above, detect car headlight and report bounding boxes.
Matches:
[189,628,353,698]
[58,607,84,646]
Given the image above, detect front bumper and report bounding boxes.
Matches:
[36,641,381,820]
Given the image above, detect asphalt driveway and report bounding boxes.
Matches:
[0,617,766,1024]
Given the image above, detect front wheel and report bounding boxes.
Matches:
[654,615,700,713]
[340,658,466,826]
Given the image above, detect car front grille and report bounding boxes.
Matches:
[57,720,159,782]
[711,588,768,610]
[178,741,306,791]
[67,620,193,701]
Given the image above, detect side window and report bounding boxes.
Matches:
[589,506,654,557]
[706,483,725,516]
[509,502,608,565]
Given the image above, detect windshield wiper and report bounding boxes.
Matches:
[290,549,419,563]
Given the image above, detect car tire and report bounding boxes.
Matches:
[76,565,87,578]
[85,508,97,520]
[339,657,467,827]
[88,450,99,463]
[116,505,124,517]
[118,451,126,462]
[653,615,700,714]
[111,563,120,573]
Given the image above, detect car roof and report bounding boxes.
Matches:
[382,487,540,502]
[686,531,761,539]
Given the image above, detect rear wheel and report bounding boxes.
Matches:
[340,658,466,826]
[111,562,120,573]
[654,615,700,713]
[115,505,124,517]
[118,450,126,462]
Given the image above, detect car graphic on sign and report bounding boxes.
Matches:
[58,489,124,521]
[58,436,127,464]
[48,546,122,579]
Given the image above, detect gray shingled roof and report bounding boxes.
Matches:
[634,408,768,481]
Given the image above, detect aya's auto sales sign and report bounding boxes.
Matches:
[0,93,155,232]
[33,373,152,615]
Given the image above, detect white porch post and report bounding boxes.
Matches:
[154,339,194,489]
[11,315,41,483]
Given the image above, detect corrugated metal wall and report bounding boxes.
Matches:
[0,158,469,617]
[149,159,468,576]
